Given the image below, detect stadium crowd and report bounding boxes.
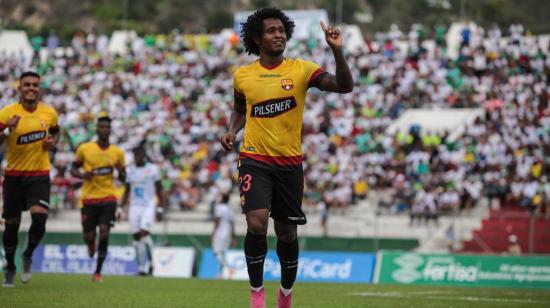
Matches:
[0,23,549,220]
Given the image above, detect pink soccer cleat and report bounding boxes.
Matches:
[277,287,293,308]
[92,273,103,283]
[250,287,266,308]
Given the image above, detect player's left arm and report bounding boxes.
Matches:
[155,180,166,221]
[155,181,165,206]
[230,220,237,247]
[312,21,354,94]
[211,217,220,244]
[43,110,60,151]
[116,149,126,182]
[153,165,166,211]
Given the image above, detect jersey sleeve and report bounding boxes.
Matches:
[301,60,326,88]
[233,69,247,114]
[117,149,126,168]
[49,108,60,134]
[74,144,85,166]
[0,105,12,129]
[233,69,245,99]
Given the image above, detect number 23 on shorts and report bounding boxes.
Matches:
[239,174,252,192]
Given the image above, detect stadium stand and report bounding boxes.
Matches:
[0,21,549,253]
[461,208,550,254]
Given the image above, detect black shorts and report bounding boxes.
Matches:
[2,176,50,219]
[238,158,306,225]
[81,202,117,233]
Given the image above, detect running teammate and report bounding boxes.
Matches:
[1,71,59,287]
[70,115,125,282]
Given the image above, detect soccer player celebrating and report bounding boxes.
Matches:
[220,8,353,308]
[121,146,165,276]
[70,115,126,282]
[1,71,59,287]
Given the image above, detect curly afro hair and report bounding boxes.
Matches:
[240,7,295,56]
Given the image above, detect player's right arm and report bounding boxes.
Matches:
[230,219,237,247]
[70,145,93,180]
[0,105,21,145]
[220,88,246,152]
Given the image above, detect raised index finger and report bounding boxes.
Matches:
[320,21,328,33]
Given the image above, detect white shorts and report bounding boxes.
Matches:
[128,205,156,234]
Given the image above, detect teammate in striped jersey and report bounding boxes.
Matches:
[1,71,59,287]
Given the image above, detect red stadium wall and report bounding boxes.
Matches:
[461,209,550,255]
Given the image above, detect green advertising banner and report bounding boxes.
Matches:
[376,252,550,288]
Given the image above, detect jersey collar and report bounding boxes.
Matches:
[258,57,286,70]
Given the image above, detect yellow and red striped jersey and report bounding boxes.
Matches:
[234,58,324,165]
[75,142,125,205]
[0,102,58,177]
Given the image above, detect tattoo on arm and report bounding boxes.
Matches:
[309,72,330,89]
[313,48,353,93]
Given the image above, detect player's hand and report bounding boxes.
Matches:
[155,207,165,222]
[320,21,343,50]
[6,115,21,131]
[83,171,94,180]
[117,167,126,182]
[220,132,236,152]
[42,135,55,151]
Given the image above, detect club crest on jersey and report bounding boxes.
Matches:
[251,97,297,118]
[16,130,47,145]
[40,121,47,129]
[281,79,294,91]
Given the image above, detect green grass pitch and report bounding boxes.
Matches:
[0,274,549,307]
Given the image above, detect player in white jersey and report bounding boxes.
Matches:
[121,146,165,275]
[211,194,236,277]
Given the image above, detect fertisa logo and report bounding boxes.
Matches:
[392,253,424,283]
[422,256,478,282]
[391,254,479,284]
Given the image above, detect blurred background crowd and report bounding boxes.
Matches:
[0,21,549,223]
